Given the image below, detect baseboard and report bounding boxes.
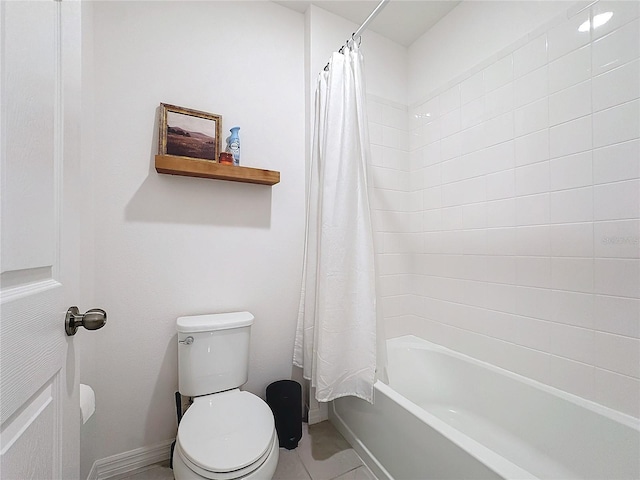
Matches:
[307,401,328,425]
[329,403,392,480]
[86,439,174,480]
[86,462,98,480]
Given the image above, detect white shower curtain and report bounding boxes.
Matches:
[293,44,381,404]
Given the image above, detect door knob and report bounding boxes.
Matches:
[65,306,107,336]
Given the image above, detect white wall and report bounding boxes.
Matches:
[401,0,640,418]
[408,1,569,104]
[78,3,99,476]
[80,1,305,475]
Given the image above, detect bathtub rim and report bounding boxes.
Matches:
[332,378,536,480]
[388,335,640,429]
[331,334,639,480]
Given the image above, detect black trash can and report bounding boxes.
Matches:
[266,380,302,450]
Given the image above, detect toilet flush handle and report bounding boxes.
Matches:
[179,336,194,345]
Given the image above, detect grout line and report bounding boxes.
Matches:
[294,426,314,480]
[295,450,314,480]
[328,465,359,480]
[589,5,597,374]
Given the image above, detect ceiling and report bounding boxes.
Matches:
[274,1,461,46]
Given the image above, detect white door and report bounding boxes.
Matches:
[1,1,83,479]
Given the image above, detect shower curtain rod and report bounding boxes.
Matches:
[323,0,390,71]
[352,0,390,41]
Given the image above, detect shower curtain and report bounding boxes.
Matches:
[294,43,383,404]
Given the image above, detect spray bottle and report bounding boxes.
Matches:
[225,127,240,166]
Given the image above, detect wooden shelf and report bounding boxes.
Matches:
[155,154,280,186]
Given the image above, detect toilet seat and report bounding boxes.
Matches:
[176,435,277,480]
[177,389,276,479]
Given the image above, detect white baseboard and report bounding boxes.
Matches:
[307,401,328,425]
[86,462,98,480]
[86,439,174,480]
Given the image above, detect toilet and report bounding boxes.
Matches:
[172,312,279,480]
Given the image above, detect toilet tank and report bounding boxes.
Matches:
[177,312,254,397]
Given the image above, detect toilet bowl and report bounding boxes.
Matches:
[172,390,279,480]
[173,312,279,480]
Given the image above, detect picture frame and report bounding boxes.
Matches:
[158,103,222,162]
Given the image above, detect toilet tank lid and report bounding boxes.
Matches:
[177,312,254,333]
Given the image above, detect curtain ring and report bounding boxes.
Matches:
[351,33,362,47]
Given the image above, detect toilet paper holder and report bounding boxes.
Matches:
[65,306,107,336]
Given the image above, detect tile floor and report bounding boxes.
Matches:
[120,421,377,480]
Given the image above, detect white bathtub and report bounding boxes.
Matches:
[330,335,640,480]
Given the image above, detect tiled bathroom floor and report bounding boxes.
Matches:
[273,421,376,480]
[120,421,377,480]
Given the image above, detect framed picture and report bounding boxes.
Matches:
[158,103,222,162]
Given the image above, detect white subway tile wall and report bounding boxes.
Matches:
[367,96,416,336]
[374,1,640,418]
